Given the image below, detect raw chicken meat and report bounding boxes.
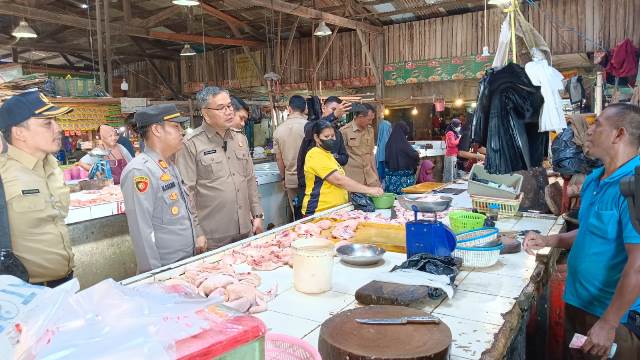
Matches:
[294,223,322,237]
[332,219,360,240]
[69,185,124,208]
[176,262,273,314]
[315,219,333,230]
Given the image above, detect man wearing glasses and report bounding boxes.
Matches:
[0,91,75,287]
[176,87,264,250]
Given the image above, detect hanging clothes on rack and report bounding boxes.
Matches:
[525,49,566,132]
[605,38,639,87]
[565,76,585,105]
[471,63,546,175]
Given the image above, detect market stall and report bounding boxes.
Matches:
[121,180,563,359]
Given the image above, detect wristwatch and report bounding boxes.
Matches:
[253,213,265,219]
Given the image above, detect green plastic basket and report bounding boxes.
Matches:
[448,211,486,234]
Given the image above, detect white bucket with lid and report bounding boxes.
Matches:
[292,237,334,294]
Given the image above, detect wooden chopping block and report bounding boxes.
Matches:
[355,281,431,306]
[318,305,451,360]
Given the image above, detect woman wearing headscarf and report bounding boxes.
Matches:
[384,121,420,194]
[443,118,462,183]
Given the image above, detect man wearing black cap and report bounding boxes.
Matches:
[0,91,75,286]
[120,104,207,273]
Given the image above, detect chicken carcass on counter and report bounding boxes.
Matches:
[69,185,124,208]
[166,262,275,314]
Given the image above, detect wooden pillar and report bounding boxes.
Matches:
[95,0,105,90]
[122,0,132,24]
[595,71,603,115]
[311,21,317,95]
[11,47,19,63]
[375,32,385,100]
[103,0,113,94]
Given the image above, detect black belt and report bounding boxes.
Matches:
[32,272,74,288]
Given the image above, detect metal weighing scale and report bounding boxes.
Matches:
[398,195,457,258]
[87,148,112,180]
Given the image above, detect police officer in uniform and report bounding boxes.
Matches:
[176,87,264,250]
[0,91,75,287]
[120,104,207,274]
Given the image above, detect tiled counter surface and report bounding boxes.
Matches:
[251,215,561,360]
[122,184,563,360]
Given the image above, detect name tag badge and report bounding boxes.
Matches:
[21,189,40,196]
[161,181,177,192]
[203,149,217,156]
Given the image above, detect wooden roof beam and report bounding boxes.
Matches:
[242,0,383,33]
[0,4,262,47]
[140,6,177,28]
[148,31,262,47]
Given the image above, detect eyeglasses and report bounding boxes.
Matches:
[203,104,234,113]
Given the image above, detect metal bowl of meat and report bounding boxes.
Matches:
[336,244,386,266]
[398,195,453,213]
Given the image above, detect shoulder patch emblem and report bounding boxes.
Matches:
[134,176,150,193]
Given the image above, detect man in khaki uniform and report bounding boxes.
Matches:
[340,103,381,187]
[176,87,264,250]
[273,95,307,217]
[0,91,75,287]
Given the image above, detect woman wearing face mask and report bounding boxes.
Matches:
[443,118,462,183]
[301,120,383,216]
[384,121,420,194]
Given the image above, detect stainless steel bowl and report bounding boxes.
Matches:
[398,195,453,213]
[336,244,386,266]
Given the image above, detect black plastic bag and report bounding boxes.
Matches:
[350,193,375,212]
[551,127,601,175]
[391,253,462,299]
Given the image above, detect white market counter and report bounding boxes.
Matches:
[122,182,563,359]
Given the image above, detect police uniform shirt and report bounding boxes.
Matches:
[340,121,380,186]
[0,145,74,283]
[175,123,263,249]
[120,148,198,273]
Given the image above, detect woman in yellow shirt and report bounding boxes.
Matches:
[302,120,383,216]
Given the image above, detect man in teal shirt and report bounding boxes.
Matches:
[525,103,640,359]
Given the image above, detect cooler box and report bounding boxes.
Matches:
[467,164,523,200]
[176,306,267,360]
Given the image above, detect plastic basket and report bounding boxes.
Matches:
[471,194,522,217]
[265,333,322,360]
[453,243,503,268]
[455,227,499,247]
[448,211,486,233]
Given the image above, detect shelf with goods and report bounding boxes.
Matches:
[51,98,125,132]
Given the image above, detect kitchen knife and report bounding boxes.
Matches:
[355,316,441,325]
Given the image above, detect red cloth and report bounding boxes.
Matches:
[605,38,638,85]
[445,131,460,156]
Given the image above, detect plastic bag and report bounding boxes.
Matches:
[350,193,375,212]
[0,250,29,282]
[391,254,462,300]
[6,278,236,360]
[551,127,601,175]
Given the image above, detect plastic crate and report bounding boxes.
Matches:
[471,194,522,217]
[448,211,486,233]
[455,227,499,247]
[453,243,503,268]
[467,164,523,199]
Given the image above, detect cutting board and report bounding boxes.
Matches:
[355,281,432,306]
[318,305,451,360]
[401,182,445,194]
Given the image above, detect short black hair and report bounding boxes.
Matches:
[312,120,334,137]
[324,96,342,105]
[289,95,307,113]
[231,95,249,113]
[353,103,371,118]
[605,103,640,147]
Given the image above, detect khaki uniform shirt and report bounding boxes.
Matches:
[176,124,263,249]
[120,148,198,273]
[340,122,380,186]
[0,145,74,283]
[272,113,307,188]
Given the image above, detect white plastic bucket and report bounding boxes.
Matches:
[292,237,334,294]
